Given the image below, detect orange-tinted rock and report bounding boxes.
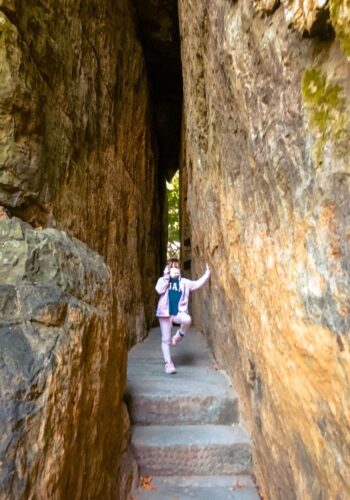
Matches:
[0,0,161,341]
[0,0,162,497]
[253,0,280,16]
[179,0,350,497]
[283,0,330,33]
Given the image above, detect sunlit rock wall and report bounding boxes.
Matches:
[179,0,350,497]
[0,0,160,497]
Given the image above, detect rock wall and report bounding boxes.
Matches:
[180,121,192,273]
[0,0,160,342]
[0,216,138,498]
[179,0,350,498]
[0,0,161,497]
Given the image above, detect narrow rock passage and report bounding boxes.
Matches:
[126,327,260,499]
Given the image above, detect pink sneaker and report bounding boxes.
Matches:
[172,330,184,346]
[165,361,177,374]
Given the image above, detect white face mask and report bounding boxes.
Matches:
[170,267,181,278]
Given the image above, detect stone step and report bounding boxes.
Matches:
[134,475,260,499]
[131,424,252,476]
[126,364,239,425]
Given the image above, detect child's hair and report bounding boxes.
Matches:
[167,257,180,267]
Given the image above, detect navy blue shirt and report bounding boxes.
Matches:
[168,278,182,315]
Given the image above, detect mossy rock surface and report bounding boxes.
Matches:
[330,0,350,57]
[301,67,350,168]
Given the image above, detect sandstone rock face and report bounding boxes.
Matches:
[0,0,160,342]
[179,0,350,498]
[283,0,329,34]
[0,217,137,498]
[0,0,162,497]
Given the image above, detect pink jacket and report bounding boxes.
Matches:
[155,270,210,317]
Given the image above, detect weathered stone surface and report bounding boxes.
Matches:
[0,218,138,498]
[132,424,251,475]
[126,328,240,425]
[253,0,280,16]
[0,0,161,342]
[128,328,256,494]
[0,0,163,496]
[179,0,350,498]
[180,125,192,272]
[283,0,330,34]
[255,0,350,42]
[135,475,259,500]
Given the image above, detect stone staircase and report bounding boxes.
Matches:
[125,327,259,499]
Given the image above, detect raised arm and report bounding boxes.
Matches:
[155,265,170,294]
[188,263,211,291]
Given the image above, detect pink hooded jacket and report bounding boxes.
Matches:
[155,269,210,317]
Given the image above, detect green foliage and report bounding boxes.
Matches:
[167,171,180,257]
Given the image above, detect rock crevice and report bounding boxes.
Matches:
[1,0,350,498]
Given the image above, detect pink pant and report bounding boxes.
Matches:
[159,312,192,363]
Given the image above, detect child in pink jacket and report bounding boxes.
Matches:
[155,258,210,374]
